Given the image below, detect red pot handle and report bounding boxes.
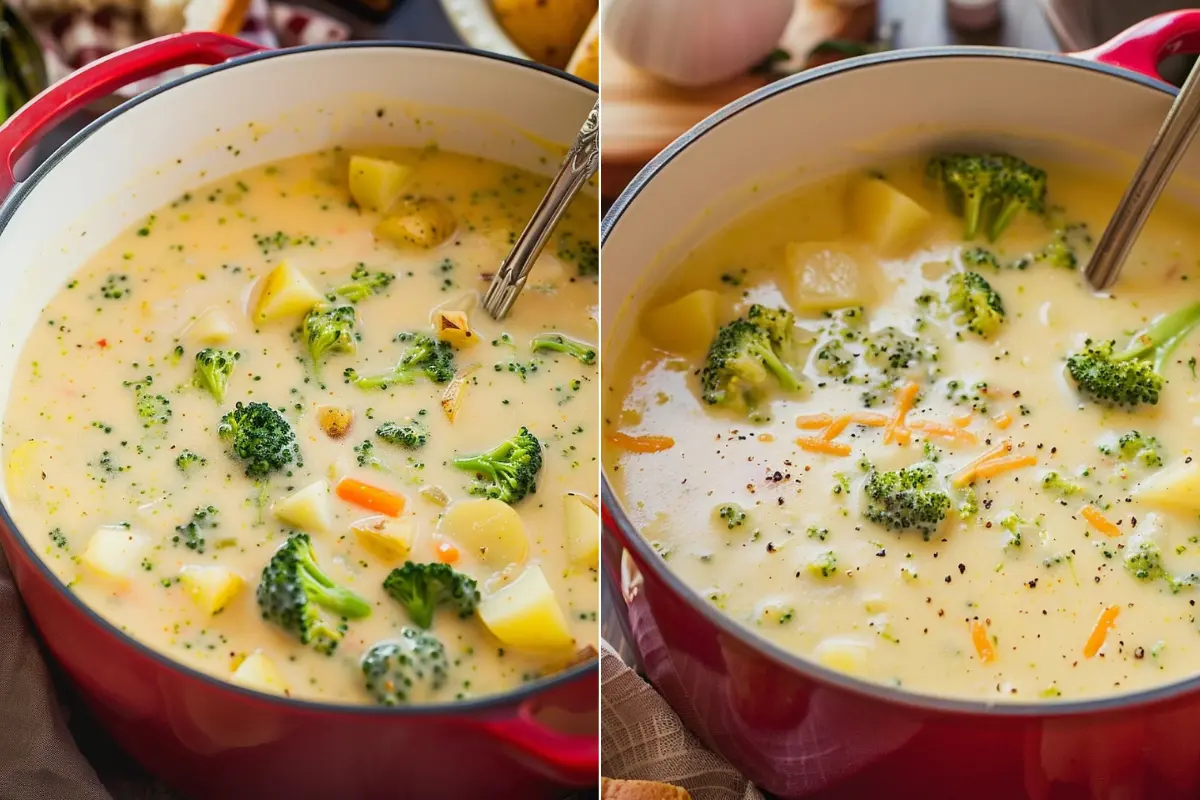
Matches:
[1072,9,1200,82]
[482,699,598,786]
[0,31,265,198]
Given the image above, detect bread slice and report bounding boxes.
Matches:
[144,0,250,37]
[566,9,599,84]
[601,778,693,800]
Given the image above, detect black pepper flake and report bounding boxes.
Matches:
[1134,647,1145,659]
[958,563,966,574]
[944,575,952,583]
[1027,579,1038,588]
[876,549,887,557]
[766,542,776,553]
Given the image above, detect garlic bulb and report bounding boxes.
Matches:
[604,0,795,89]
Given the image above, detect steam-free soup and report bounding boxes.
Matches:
[605,154,1200,701]
[3,145,600,705]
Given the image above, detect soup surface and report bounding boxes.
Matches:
[3,145,600,705]
[605,155,1200,702]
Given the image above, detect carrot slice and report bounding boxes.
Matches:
[607,431,675,453]
[849,412,889,426]
[883,382,919,445]
[992,412,1013,430]
[822,415,853,441]
[952,413,973,428]
[758,433,775,443]
[796,436,851,456]
[795,413,834,430]
[909,419,979,445]
[1083,605,1121,658]
[436,540,460,564]
[972,454,1037,481]
[970,620,996,664]
[1081,504,1122,537]
[336,477,406,517]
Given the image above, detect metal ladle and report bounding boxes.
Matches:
[481,99,600,320]
[1085,60,1200,292]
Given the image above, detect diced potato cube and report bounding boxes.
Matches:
[273,480,333,533]
[231,651,289,695]
[640,289,720,354]
[478,565,574,652]
[434,309,478,348]
[1134,462,1200,513]
[563,493,599,569]
[375,198,457,249]
[179,565,244,615]
[253,261,323,325]
[82,526,150,585]
[352,515,414,562]
[813,637,870,676]
[317,406,354,439]
[6,438,63,503]
[348,155,412,213]
[184,307,238,345]
[785,242,873,311]
[848,177,932,254]
[441,498,527,569]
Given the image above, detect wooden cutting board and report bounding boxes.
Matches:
[601,0,877,199]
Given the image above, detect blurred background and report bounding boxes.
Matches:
[599,0,1200,206]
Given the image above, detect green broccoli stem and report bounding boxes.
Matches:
[751,340,801,392]
[301,567,371,618]
[1116,303,1200,371]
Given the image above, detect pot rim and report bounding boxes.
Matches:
[0,40,598,718]
[600,45,1199,719]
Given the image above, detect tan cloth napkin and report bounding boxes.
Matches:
[0,545,110,800]
[601,639,764,800]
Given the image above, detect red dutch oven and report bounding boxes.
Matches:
[601,11,1200,800]
[0,33,597,800]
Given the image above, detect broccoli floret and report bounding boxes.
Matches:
[256,532,371,655]
[813,338,854,378]
[926,153,1047,241]
[958,487,979,519]
[862,327,936,374]
[1033,229,1077,270]
[715,503,746,529]
[701,305,802,413]
[451,426,543,504]
[530,332,597,365]
[946,272,1005,337]
[1000,512,1026,549]
[327,264,395,304]
[808,551,838,578]
[1041,471,1082,497]
[376,420,429,450]
[1125,540,1165,582]
[354,440,389,471]
[1116,431,1164,468]
[961,247,1004,271]
[345,332,455,389]
[863,463,952,536]
[124,376,171,428]
[302,305,357,376]
[1067,303,1200,407]
[174,450,206,473]
[172,505,218,553]
[361,628,449,706]
[217,401,298,480]
[193,348,240,403]
[382,561,480,629]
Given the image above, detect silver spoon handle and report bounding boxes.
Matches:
[482,99,600,320]
[1086,62,1200,291]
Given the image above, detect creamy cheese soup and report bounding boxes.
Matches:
[3,145,600,705]
[605,154,1200,702]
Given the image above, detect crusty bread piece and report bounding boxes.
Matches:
[24,0,248,37]
[601,778,693,800]
[565,9,599,84]
[181,0,250,35]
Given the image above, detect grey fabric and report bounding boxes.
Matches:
[601,640,763,800]
[0,544,110,800]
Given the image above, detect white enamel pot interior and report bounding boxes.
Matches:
[601,48,1200,708]
[0,41,599,789]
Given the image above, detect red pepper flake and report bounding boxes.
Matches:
[96,339,108,349]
